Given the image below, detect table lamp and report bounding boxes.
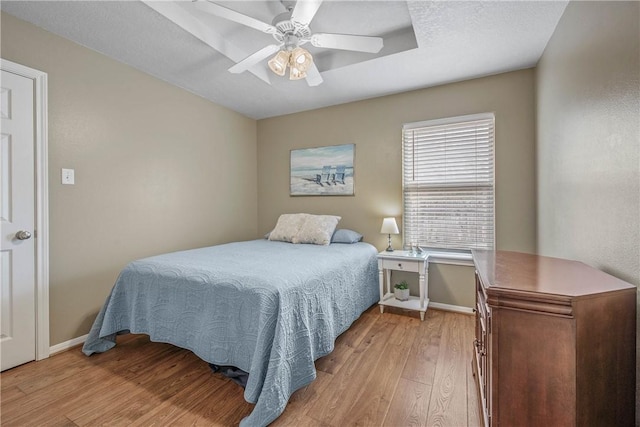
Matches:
[380,217,400,252]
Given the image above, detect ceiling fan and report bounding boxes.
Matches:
[194,0,384,86]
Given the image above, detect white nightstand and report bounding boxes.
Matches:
[377,250,429,321]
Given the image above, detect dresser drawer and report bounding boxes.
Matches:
[381,258,420,273]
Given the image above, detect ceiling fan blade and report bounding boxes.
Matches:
[291,0,323,26]
[311,33,383,53]
[195,1,277,34]
[305,62,323,87]
[143,1,271,84]
[229,44,282,74]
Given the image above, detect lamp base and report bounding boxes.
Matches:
[385,234,394,251]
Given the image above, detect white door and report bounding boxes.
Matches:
[1,69,36,371]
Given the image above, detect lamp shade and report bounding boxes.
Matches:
[268,50,289,76]
[291,47,312,70]
[289,47,312,80]
[380,217,399,234]
[289,65,307,80]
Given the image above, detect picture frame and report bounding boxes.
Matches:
[290,144,355,196]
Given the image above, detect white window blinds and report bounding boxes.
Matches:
[402,113,495,250]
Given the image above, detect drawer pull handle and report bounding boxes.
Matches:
[398,263,402,268]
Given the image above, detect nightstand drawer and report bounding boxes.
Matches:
[381,259,420,273]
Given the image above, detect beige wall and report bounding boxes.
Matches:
[257,69,537,307]
[535,1,640,420]
[1,13,258,345]
[393,263,475,308]
[537,1,639,286]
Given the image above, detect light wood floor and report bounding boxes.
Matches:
[1,306,481,426]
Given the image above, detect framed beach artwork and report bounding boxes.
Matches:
[290,144,355,196]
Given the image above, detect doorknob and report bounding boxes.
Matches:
[15,230,32,240]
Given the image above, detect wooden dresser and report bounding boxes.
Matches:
[472,250,636,426]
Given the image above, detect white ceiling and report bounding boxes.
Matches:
[1,1,568,120]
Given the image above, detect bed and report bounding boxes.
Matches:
[82,237,379,426]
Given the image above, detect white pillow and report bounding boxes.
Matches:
[268,213,309,243]
[293,214,341,245]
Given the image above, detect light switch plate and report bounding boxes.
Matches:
[61,168,75,185]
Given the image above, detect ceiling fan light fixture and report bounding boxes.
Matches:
[268,50,290,76]
[288,47,312,80]
[267,46,313,80]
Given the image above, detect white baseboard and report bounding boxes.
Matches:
[429,302,474,314]
[49,334,88,355]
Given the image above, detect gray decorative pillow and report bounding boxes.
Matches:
[268,213,309,243]
[292,214,341,245]
[331,229,363,244]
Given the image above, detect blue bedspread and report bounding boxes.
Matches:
[83,239,379,426]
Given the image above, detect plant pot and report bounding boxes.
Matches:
[394,288,410,301]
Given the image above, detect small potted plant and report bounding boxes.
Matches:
[394,280,410,301]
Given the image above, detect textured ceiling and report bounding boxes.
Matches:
[1,1,568,119]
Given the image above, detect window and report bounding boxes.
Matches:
[402,113,495,251]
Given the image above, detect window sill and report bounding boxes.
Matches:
[420,249,474,267]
